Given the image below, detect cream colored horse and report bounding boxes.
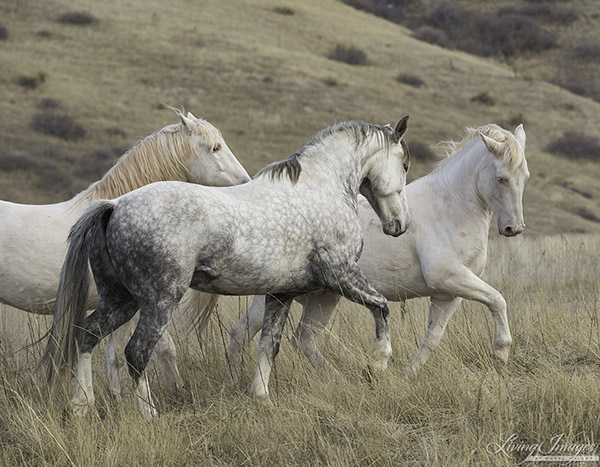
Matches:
[228,124,529,379]
[0,109,250,393]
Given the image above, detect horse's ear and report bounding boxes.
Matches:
[514,124,526,149]
[177,111,195,130]
[480,134,503,157]
[393,116,409,143]
[187,111,197,121]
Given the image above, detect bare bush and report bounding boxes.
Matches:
[411,25,449,47]
[0,25,8,40]
[408,141,437,162]
[328,44,368,65]
[396,73,425,87]
[498,5,579,25]
[547,132,600,161]
[31,113,86,141]
[0,153,38,172]
[36,163,72,192]
[550,75,598,101]
[75,147,122,178]
[38,98,61,110]
[273,6,295,15]
[16,72,46,90]
[57,11,98,26]
[419,5,556,57]
[572,42,600,61]
[471,91,495,106]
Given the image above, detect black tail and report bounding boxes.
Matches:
[40,200,115,389]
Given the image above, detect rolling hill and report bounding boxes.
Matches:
[1,0,599,234]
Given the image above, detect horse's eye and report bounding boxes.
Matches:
[404,164,409,173]
[212,143,221,153]
[498,177,507,184]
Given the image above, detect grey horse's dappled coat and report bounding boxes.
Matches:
[43,118,410,417]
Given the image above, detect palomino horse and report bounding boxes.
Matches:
[0,109,250,390]
[43,117,411,418]
[228,124,529,380]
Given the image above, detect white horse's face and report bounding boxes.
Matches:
[360,117,411,237]
[478,125,529,237]
[182,113,250,187]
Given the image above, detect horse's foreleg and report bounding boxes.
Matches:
[405,296,462,375]
[431,266,512,369]
[322,264,391,372]
[228,295,265,384]
[293,291,341,376]
[251,294,294,399]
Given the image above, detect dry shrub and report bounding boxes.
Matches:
[31,113,86,141]
[273,6,295,16]
[421,5,557,58]
[57,11,98,26]
[411,25,449,47]
[550,74,598,101]
[76,147,123,179]
[407,140,437,162]
[35,163,72,192]
[16,72,46,90]
[38,98,61,110]
[547,131,600,162]
[0,25,8,40]
[0,153,38,172]
[396,73,425,87]
[471,91,495,106]
[328,44,368,65]
[498,4,579,25]
[572,42,600,61]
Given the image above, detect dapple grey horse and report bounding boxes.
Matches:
[43,118,411,418]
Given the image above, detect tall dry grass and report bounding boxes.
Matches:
[1,234,599,465]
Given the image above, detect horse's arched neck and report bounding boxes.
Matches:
[300,137,383,199]
[428,139,494,222]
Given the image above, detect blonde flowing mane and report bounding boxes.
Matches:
[75,119,220,203]
[436,124,525,171]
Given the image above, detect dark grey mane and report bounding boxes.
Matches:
[256,121,395,184]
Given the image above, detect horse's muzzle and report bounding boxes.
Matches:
[383,218,411,237]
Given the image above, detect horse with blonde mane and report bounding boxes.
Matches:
[0,109,250,390]
[227,124,529,380]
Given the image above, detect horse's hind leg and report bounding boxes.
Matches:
[74,296,138,416]
[125,302,179,419]
[251,294,294,399]
[293,291,341,376]
[405,296,462,375]
[229,295,266,384]
[154,330,183,392]
[106,318,135,399]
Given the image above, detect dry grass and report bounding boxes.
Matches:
[1,234,599,465]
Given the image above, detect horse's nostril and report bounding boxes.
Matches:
[505,226,514,235]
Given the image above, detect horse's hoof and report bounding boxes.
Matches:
[362,365,376,387]
[71,403,90,418]
[493,356,507,374]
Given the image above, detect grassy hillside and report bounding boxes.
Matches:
[1,0,599,234]
[1,234,599,465]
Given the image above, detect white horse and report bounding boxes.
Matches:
[228,124,529,379]
[0,109,250,391]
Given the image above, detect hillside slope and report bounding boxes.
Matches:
[1,0,599,234]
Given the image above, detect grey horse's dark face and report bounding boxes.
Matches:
[360,117,411,237]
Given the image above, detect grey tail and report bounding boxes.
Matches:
[40,200,115,390]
